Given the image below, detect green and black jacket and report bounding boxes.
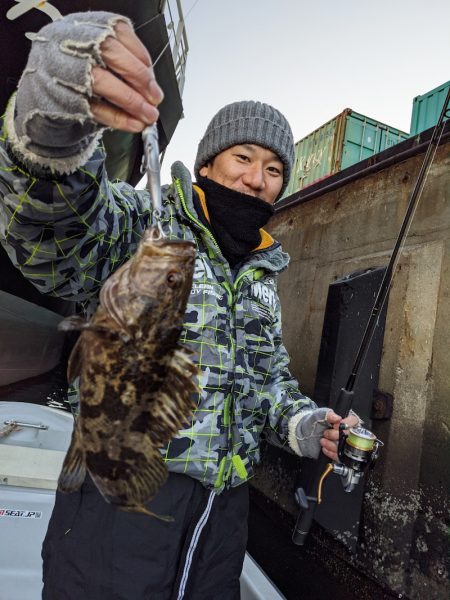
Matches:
[0,134,316,492]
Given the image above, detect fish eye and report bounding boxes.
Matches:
[166,271,181,287]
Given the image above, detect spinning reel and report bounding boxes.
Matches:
[330,425,383,493]
[294,424,383,516]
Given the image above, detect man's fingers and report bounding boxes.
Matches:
[91,67,159,126]
[90,99,153,133]
[323,427,339,442]
[325,410,341,426]
[342,414,360,429]
[100,36,163,106]
[321,411,361,462]
[322,449,338,461]
[114,20,152,68]
[92,21,165,133]
[320,439,338,461]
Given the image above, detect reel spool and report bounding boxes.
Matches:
[339,426,381,471]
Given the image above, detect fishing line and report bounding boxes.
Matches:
[135,0,202,70]
[139,1,202,236]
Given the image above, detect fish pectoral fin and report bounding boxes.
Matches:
[58,426,86,493]
[59,315,120,339]
[58,315,88,332]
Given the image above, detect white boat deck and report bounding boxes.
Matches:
[0,402,285,600]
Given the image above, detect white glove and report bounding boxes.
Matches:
[8,12,130,172]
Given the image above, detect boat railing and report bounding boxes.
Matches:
[160,0,189,97]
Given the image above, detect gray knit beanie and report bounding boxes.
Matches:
[194,101,294,199]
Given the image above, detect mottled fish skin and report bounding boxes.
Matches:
[57,228,198,516]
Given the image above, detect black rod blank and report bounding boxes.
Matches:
[345,86,450,397]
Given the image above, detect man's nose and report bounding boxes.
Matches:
[242,164,265,190]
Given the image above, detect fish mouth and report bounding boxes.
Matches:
[158,238,196,254]
[140,229,196,260]
[129,232,196,298]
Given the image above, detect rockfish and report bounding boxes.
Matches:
[57,228,197,517]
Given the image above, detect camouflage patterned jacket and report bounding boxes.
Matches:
[0,135,316,492]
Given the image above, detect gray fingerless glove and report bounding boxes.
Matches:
[6,11,131,174]
[288,407,331,459]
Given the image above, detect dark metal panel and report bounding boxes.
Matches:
[0,289,72,410]
[248,486,398,600]
[0,291,64,386]
[310,266,389,551]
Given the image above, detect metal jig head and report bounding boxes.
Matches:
[141,123,166,238]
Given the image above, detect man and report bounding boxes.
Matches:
[0,12,358,600]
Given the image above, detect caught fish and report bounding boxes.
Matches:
[57,228,197,518]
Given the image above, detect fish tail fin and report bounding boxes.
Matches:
[120,505,174,522]
[91,449,169,517]
[118,459,172,522]
[58,425,86,493]
[125,453,172,520]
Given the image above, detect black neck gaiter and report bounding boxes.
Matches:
[194,177,274,266]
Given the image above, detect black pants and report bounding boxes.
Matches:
[42,473,248,600]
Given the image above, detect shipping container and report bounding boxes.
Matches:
[283,109,408,198]
[409,80,450,137]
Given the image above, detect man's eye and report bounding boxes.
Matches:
[235,154,250,162]
[267,166,282,176]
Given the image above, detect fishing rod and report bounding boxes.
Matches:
[292,86,450,546]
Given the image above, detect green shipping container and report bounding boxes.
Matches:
[409,80,450,137]
[283,109,408,198]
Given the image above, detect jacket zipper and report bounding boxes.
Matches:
[173,179,236,487]
[173,178,259,487]
[221,268,259,485]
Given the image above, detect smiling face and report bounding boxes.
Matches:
[198,144,284,205]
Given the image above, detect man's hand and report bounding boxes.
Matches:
[320,410,360,462]
[90,20,164,133]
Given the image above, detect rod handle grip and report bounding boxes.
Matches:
[292,497,317,546]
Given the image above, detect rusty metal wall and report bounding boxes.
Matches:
[252,133,450,599]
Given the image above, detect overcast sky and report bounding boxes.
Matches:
[156,0,450,184]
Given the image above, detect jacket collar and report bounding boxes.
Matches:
[170,161,290,274]
[192,184,275,253]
